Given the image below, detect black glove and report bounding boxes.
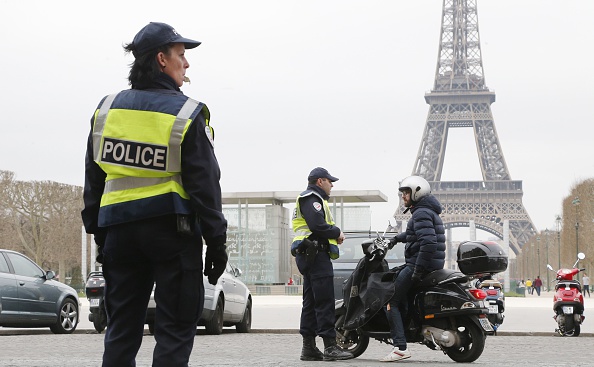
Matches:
[411,268,424,283]
[388,237,398,250]
[94,233,106,264]
[204,245,228,285]
[96,246,104,264]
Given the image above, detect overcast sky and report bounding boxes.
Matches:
[1,0,593,238]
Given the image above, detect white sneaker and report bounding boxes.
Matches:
[379,347,411,362]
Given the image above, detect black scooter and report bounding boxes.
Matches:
[334,238,507,363]
[85,271,108,333]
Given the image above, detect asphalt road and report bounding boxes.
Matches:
[1,333,593,366]
[1,291,593,366]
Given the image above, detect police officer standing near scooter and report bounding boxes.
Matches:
[291,167,353,361]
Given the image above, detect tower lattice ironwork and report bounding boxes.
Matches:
[393,0,536,254]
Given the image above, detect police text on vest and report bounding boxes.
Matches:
[101,137,167,171]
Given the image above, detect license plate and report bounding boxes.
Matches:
[479,318,494,331]
[562,306,574,314]
[89,298,100,307]
[488,305,498,314]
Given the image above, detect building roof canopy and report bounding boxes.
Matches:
[222,190,388,205]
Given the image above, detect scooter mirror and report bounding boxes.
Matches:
[546,264,554,271]
[577,252,586,260]
[388,217,397,229]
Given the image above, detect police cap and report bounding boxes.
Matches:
[131,22,201,58]
[308,167,339,182]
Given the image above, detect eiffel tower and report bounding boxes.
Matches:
[393,0,536,255]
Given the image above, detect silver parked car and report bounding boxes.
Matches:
[146,259,252,335]
[0,249,80,334]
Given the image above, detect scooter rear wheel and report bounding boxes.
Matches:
[93,303,108,333]
[444,318,485,363]
[334,313,369,358]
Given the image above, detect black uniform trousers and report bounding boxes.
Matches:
[296,250,335,339]
[101,214,204,367]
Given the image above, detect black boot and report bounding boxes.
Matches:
[323,337,354,361]
[300,336,324,361]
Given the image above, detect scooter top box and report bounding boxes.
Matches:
[457,241,508,276]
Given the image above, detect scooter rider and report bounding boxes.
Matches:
[381,175,446,362]
[291,167,354,361]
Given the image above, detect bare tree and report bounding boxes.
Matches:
[0,171,18,247]
[561,179,593,272]
[44,182,84,279]
[0,171,83,279]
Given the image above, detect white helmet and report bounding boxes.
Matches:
[399,176,431,202]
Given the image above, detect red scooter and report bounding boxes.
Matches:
[547,252,586,336]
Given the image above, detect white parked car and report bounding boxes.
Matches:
[145,260,252,335]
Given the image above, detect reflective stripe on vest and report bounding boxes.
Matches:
[103,175,183,194]
[92,94,199,173]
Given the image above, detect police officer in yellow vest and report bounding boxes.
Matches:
[292,167,353,361]
[81,22,228,367]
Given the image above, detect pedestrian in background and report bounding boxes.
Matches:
[583,274,590,297]
[533,276,543,296]
[526,278,533,294]
[291,167,353,361]
[82,22,228,367]
[518,279,526,296]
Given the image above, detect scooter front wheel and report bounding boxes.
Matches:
[335,313,369,358]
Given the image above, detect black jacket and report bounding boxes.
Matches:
[395,194,445,272]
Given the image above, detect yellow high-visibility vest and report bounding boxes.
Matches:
[292,190,339,259]
[92,91,209,226]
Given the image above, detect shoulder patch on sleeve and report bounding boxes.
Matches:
[205,126,214,148]
[313,202,322,211]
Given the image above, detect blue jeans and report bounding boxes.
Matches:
[385,266,414,349]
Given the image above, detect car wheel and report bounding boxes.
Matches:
[236,299,252,333]
[205,297,224,335]
[50,298,79,334]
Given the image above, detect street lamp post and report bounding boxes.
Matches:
[524,247,528,280]
[572,197,580,259]
[556,215,562,269]
[531,242,535,279]
[545,229,550,288]
[536,236,541,278]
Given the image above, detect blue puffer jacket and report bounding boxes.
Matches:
[396,194,446,272]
